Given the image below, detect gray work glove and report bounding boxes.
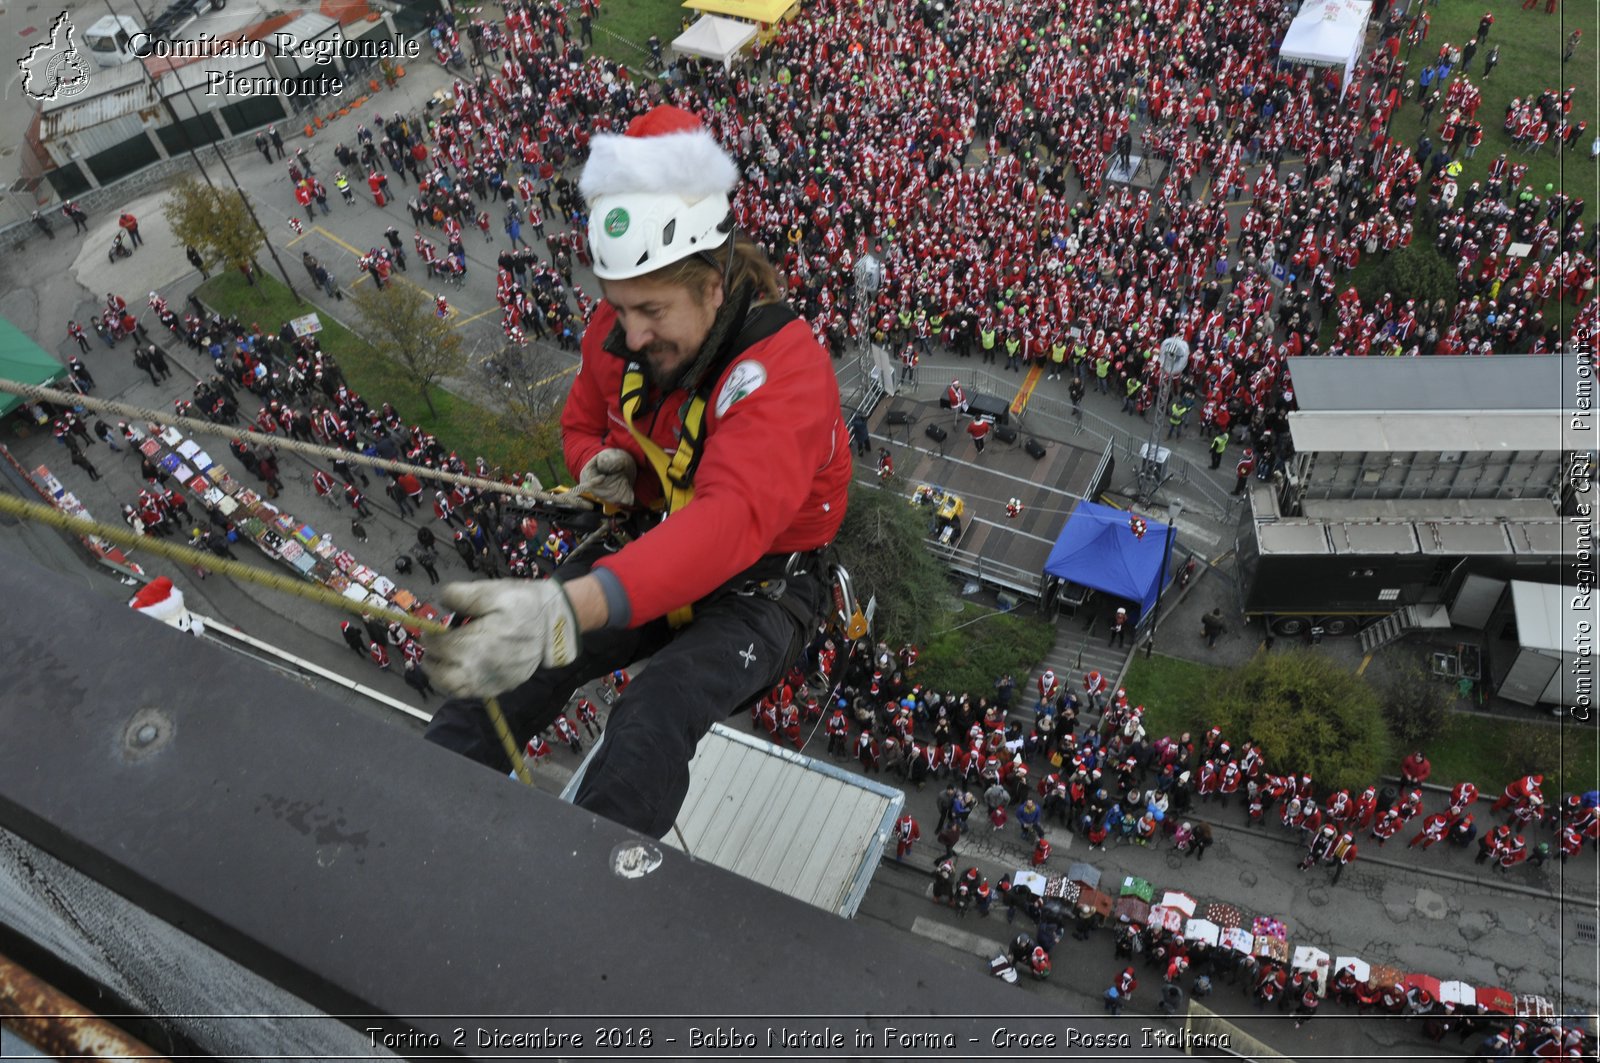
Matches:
[430,580,581,697]
[575,447,637,507]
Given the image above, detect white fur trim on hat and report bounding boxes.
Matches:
[580,128,738,203]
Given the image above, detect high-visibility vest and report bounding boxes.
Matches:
[1005,337,1021,356]
[1050,342,1066,364]
[980,328,997,349]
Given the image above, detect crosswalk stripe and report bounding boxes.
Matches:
[910,915,1005,958]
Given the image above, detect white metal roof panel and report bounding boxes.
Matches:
[40,60,148,113]
[1507,520,1589,556]
[1510,580,1571,653]
[1418,521,1514,555]
[1328,522,1420,554]
[1300,497,1558,521]
[273,11,338,44]
[1256,522,1333,555]
[157,52,271,94]
[1288,354,1583,411]
[1286,411,1567,454]
[562,723,902,917]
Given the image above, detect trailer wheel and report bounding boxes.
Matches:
[209,0,226,10]
[1320,617,1357,637]
[1269,615,1309,637]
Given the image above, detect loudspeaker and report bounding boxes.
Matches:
[925,424,949,443]
[994,425,1019,445]
[1024,438,1047,460]
[886,411,913,427]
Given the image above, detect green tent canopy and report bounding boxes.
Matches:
[0,317,68,419]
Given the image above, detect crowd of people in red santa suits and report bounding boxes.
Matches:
[314,0,1593,494]
[756,629,1597,872]
[746,632,1595,1045]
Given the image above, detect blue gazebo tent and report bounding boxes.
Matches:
[1043,501,1175,621]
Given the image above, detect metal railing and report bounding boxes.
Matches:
[927,537,1044,599]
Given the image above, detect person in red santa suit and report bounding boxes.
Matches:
[1408,811,1451,850]
[424,107,851,840]
[893,812,921,861]
[1492,774,1543,812]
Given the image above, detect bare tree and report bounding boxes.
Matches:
[475,339,575,484]
[347,283,466,418]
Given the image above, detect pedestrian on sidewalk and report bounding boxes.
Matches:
[415,546,440,584]
[351,517,370,542]
[346,483,372,519]
[1201,609,1227,647]
[94,420,121,451]
[70,448,101,481]
[404,659,437,698]
[118,212,143,247]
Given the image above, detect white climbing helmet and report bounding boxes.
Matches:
[579,105,737,281]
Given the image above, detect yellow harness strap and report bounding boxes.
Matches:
[619,362,709,628]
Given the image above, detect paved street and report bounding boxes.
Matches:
[0,50,1593,1059]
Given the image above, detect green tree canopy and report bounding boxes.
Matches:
[917,604,1056,699]
[161,177,264,277]
[347,282,466,418]
[832,481,954,648]
[1378,240,1457,309]
[1191,650,1392,791]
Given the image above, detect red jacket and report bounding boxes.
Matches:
[563,300,851,625]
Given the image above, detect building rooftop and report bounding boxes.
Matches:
[1288,354,1585,412]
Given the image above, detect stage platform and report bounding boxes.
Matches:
[1105,153,1168,191]
[864,392,1114,598]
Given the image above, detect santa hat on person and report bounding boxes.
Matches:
[128,577,204,636]
[579,106,739,280]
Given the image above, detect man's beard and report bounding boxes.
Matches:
[642,341,690,386]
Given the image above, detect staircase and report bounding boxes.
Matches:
[1017,615,1130,723]
[1358,604,1452,655]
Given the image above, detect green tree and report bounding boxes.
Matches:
[1378,240,1457,309]
[832,481,954,648]
[347,282,466,419]
[161,177,265,287]
[917,604,1056,698]
[1378,657,1453,749]
[1191,650,1392,791]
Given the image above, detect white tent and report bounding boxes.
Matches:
[1278,0,1372,98]
[671,15,757,70]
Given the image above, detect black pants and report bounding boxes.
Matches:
[424,560,821,838]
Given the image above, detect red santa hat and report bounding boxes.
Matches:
[128,577,204,635]
[578,105,737,204]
